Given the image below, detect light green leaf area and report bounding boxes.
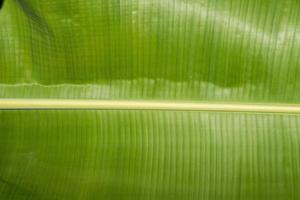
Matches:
[1,1,300,200]
[0,110,300,200]
[0,0,300,102]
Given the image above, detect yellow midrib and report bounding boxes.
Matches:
[0,99,300,114]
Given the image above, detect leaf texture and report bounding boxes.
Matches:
[0,0,300,102]
[1,110,300,200]
[1,0,300,200]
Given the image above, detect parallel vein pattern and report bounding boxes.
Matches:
[0,110,300,200]
[0,0,300,102]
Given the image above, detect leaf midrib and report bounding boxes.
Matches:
[0,99,300,114]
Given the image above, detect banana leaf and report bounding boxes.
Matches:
[0,0,300,200]
[1,0,300,102]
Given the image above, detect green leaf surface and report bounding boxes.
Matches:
[1,0,300,200]
[0,0,299,102]
[1,110,300,200]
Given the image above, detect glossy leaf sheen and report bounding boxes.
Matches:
[0,0,299,102]
[1,111,300,200]
[0,1,300,200]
